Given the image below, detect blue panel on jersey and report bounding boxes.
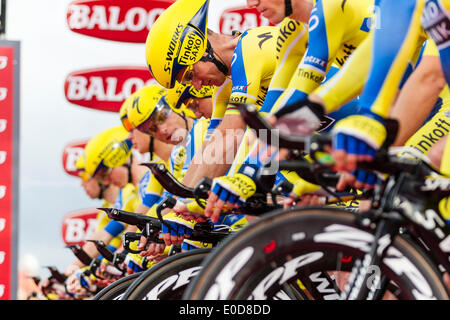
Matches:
[302,0,329,73]
[358,0,418,110]
[104,220,125,237]
[230,34,249,95]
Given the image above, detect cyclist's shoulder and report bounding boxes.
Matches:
[236,26,279,56]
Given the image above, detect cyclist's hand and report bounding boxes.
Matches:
[65,272,89,297]
[205,172,257,223]
[273,97,328,136]
[332,111,386,189]
[124,254,145,274]
[283,194,324,209]
[161,211,204,246]
[139,236,166,257]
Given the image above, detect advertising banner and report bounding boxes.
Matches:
[61,208,99,246]
[64,66,155,112]
[0,41,20,300]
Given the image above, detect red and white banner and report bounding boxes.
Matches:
[219,6,272,35]
[61,208,99,246]
[0,43,19,300]
[62,139,89,177]
[64,66,155,112]
[67,0,173,43]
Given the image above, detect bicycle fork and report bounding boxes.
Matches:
[341,215,401,300]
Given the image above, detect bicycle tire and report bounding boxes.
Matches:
[183,207,449,300]
[92,272,142,300]
[122,249,211,300]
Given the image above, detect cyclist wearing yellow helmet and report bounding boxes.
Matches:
[146,0,282,194]
[166,82,214,119]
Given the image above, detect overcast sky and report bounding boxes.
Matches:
[5,0,249,281]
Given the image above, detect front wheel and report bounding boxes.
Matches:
[183,207,449,300]
[92,272,142,300]
[122,249,211,300]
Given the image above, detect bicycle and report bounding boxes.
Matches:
[181,104,450,300]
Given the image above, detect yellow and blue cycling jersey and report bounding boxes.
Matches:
[271,0,375,114]
[260,18,308,115]
[356,0,450,118]
[208,26,279,136]
[103,182,138,239]
[94,199,122,256]
[405,39,450,155]
[137,156,166,217]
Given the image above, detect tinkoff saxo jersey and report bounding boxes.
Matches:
[208,26,279,136]
[271,0,375,114]
[405,39,450,155]
[103,182,139,240]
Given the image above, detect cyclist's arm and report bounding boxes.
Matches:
[391,45,446,146]
[358,0,425,117]
[310,34,373,113]
[181,113,246,188]
[271,0,347,112]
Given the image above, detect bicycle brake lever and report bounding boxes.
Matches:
[88,258,104,280]
[272,180,294,196]
[66,244,93,266]
[122,232,145,254]
[141,162,196,198]
[45,266,67,284]
[193,177,212,199]
[86,240,114,262]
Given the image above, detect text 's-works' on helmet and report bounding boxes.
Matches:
[145,0,210,88]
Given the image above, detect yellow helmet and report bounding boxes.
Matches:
[166,82,214,119]
[119,93,136,132]
[74,152,91,181]
[83,126,133,179]
[145,0,210,88]
[126,84,169,132]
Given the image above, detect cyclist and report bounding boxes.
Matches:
[64,125,141,295]
[63,154,122,277]
[145,0,282,191]
[204,0,379,217]
[125,81,249,254]
[310,0,450,189]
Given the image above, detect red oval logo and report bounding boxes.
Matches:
[67,0,173,43]
[61,208,99,246]
[62,139,89,177]
[219,7,273,35]
[64,66,156,112]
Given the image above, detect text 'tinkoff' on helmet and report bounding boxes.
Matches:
[145,0,210,89]
[83,126,133,179]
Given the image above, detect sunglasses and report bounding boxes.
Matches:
[93,165,112,182]
[136,96,172,135]
[177,65,195,85]
[121,115,134,132]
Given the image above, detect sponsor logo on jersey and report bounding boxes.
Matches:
[67,0,173,43]
[61,208,99,246]
[219,7,272,35]
[64,66,156,112]
[62,139,89,177]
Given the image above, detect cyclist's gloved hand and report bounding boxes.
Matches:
[274,97,331,136]
[124,253,145,274]
[161,211,199,246]
[332,110,386,190]
[205,164,258,223]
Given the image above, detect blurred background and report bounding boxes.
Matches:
[1,0,270,299]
